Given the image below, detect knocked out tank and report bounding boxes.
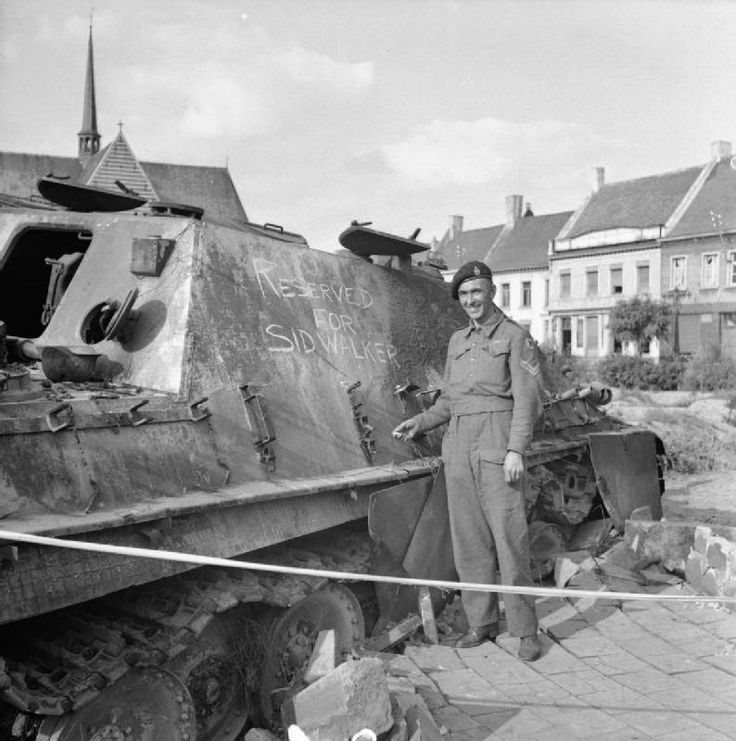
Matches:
[0,185,663,740]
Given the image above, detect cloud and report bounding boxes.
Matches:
[105,16,374,156]
[271,46,374,92]
[379,117,617,188]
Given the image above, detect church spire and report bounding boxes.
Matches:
[77,20,100,163]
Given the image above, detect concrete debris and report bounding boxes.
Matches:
[304,629,336,684]
[553,550,595,587]
[621,519,736,604]
[623,519,695,571]
[688,525,736,603]
[290,657,393,741]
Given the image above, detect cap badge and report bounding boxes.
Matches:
[473,266,480,275]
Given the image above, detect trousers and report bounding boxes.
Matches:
[442,412,538,637]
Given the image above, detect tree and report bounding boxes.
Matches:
[609,296,671,356]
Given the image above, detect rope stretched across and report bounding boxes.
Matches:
[0,528,732,605]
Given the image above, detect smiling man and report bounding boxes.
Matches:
[392,260,543,661]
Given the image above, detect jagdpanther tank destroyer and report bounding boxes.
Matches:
[0,181,663,740]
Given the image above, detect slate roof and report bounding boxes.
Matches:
[0,152,82,200]
[667,159,736,239]
[436,225,504,270]
[489,211,572,272]
[563,166,702,239]
[142,161,246,222]
[0,149,247,222]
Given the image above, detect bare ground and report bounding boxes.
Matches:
[607,390,736,526]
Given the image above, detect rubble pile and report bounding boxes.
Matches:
[242,515,736,740]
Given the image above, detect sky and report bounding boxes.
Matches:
[1,0,736,252]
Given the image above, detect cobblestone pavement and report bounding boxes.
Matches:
[396,585,736,740]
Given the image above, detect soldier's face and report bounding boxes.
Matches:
[458,278,496,324]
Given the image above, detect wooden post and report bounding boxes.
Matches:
[418,586,438,643]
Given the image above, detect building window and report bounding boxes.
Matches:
[521,281,531,307]
[671,256,687,289]
[701,253,719,288]
[543,319,549,342]
[728,251,736,287]
[610,266,623,294]
[500,283,510,308]
[576,318,584,348]
[724,312,736,328]
[586,315,599,353]
[586,268,598,297]
[561,317,571,354]
[637,263,650,294]
[560,272,571,298]
[544,279,549,307]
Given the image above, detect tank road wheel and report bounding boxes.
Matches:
[259,583,365,727]
[168,612,253,741]
[36,667,196,741]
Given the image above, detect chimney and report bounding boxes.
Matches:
[592,167,605,192]
[505,195,523,226]
[523,202,534,218]
[711,140,732,161]
[449,214,464,239]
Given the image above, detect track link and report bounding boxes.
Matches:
[0,528,373,722]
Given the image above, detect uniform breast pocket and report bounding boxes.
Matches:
[479,339,511,382]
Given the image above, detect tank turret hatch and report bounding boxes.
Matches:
[36,176,148,212]
[339,220,429,258]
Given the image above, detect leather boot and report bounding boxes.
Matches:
[518,633,542,661]
[455,624,499,649]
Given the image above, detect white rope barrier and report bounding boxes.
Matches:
[1,529,733,605]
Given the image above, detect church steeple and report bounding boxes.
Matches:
[77,21,100,163]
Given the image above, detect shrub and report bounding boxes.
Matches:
[658,428,725,474]
[596,355,686,390]
[681,346,736,391]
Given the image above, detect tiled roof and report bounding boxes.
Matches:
[0,152,82,199]
[489,211,572,272]
[83,133,157,201]
[436,225,504,270]
[667,159,736,239]
[564,166,702,239]
[142,161,247,221]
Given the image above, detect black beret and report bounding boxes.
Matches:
[450,261,494,300]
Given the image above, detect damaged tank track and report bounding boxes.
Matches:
[1,534,372,739]
[0,186,665,739]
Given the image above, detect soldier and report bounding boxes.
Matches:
[393,261,543,661]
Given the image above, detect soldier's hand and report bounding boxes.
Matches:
[504,450,524,484]
[392,418,420,442]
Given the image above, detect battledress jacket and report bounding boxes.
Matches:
[413,308,543,457]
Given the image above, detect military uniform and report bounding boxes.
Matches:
[412,305,542,637]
